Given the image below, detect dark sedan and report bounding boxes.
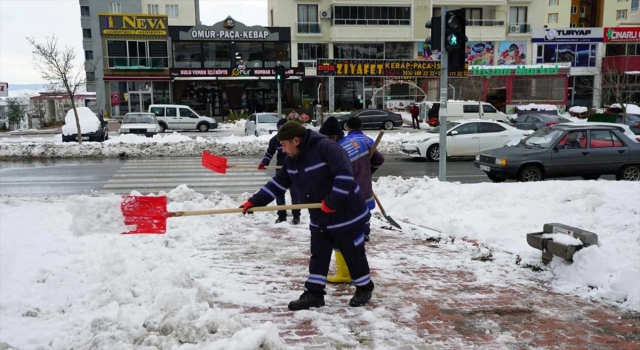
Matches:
[509,114,572,131]
[473,124,640,182]
[334,109,404,130]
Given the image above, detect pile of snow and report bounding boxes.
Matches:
[0,131,408,159]
[516,104,559,112]
[0,179,638,348]
[66,195,133,236]
[61,107,101,136]
[609,103,640,115]
[569,106,589,114]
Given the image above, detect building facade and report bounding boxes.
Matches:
[78,0,198,115]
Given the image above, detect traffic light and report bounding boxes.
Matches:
[424,16,442,51]
[275,64,285,83]
[444,9,466,51]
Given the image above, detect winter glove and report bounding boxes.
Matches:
[321,200,336,214]
[240,201,255,214]
[257,163,266,170]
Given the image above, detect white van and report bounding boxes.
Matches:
[426,100,507,122]
[148,104,218,132]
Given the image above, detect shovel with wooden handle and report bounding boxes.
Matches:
[367,131,402,230]
[120,195,321,234]
[202,151,282,174]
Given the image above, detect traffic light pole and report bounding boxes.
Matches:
[277,81,282,116]
[438,6,448,182]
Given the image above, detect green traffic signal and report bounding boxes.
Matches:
[448,34,458,46]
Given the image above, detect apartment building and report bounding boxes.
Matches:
[268,0,570,113]
[78,0,198,116]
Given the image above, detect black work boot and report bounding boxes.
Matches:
[364,234,370,242]
[288,291,325,311]
[349,287,372,307]
[292,216,300,225]
[275,216,287,224]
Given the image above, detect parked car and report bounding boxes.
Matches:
[473,124,640,182]
[119,113,161,137]
[509,114,572,131]
[245,113,283,136]
[615,114,640,135]
[427,101,508,125]
[333,109,403,130]
[400,119,530,161]
[61,107,109,142]
[558,122,640,143]
[148,104,217,132]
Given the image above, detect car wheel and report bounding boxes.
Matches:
[383,120,394,130]
[581,175,600,180]
[487,174,506,183]
[518,165,544,182]
[342,122,348,131]
[426,144,439,162]
[158,123,167,133]
[198,123,210,132]
[616,164,640,181]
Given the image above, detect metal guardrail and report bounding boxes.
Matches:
[106,57,169,69]
[468,19,505,26]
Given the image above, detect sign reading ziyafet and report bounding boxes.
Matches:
[604,27,640,42]
[471,65,561,78]
[315,59,468,77]
[99,14,168,36]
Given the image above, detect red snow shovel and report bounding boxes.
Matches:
[120,195,321,234]
[202,151,282,174]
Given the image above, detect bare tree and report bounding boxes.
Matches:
[576,56,639,124]
[458,76,505,117]
[6,98,27,130]
[28,36,86,143]
[28,95,48,127]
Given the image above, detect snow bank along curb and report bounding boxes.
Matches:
[0,139,402,159]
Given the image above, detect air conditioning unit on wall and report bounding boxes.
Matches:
[509,25,520,33]
[320,9,331,19]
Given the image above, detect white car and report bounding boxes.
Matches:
[245,113,283,136]
[400,119,530,161]
[149,104,217,132]
[119,113,161,137]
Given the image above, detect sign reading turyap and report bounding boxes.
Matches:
[532,27,603,43]
[99,14,168,36]
[315,59,468,77]
[180,16,279,41]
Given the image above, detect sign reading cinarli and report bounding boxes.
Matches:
[604,27,640,42]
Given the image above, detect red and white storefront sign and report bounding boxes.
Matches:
[603,27,640,42]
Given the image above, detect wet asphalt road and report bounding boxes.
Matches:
[0,155,495,197]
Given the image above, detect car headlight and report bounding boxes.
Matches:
[475,155,480,161]
[120,128,129,133]
[495,158,508,166]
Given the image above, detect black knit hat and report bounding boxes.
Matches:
[319,116,344,137]
[277,121,307,141]
[346,116,362,130]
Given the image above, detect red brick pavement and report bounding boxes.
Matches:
[230,220,640,349]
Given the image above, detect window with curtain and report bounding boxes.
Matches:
[297,5,319,33]
[509,6,527,23]
[203,42,231,68]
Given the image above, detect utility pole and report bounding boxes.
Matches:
[275,61,284,116]
[438,6,448,182]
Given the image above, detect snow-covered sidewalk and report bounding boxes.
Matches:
[1,179,639,349]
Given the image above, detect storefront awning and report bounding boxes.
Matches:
[103,75,171,81]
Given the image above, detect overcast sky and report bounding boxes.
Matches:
[0,0,268,85]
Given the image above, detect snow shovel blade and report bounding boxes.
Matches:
[121,195,169,234]
[381,210,402,230]
[201,151,229,174]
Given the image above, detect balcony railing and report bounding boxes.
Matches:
[468,19,506,26]
[296,22,322,34]
[106,57,169,69]
[508,23,531,34]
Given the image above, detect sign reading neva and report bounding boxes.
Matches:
[180,16,279,41]
[472,65,560,78]
[99,14,168,36]
[316,59,468,77]
[531,27,603,42]
[604,27,640,42]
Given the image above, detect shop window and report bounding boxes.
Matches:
[334,43,384,59]
[538,44,596,67]
[174,42,202,68]
[513,76,566,102]
[152,82,170,104]
[262,43,290,68]
[384,42,413,59]
[236,42,264,68]
[333,6,410,26]
[335,78,364,111]
[203,42,231,68]
[298,43,329,67]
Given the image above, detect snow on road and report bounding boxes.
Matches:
[1,178,638,348]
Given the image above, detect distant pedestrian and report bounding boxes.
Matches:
[410,103,421,129]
